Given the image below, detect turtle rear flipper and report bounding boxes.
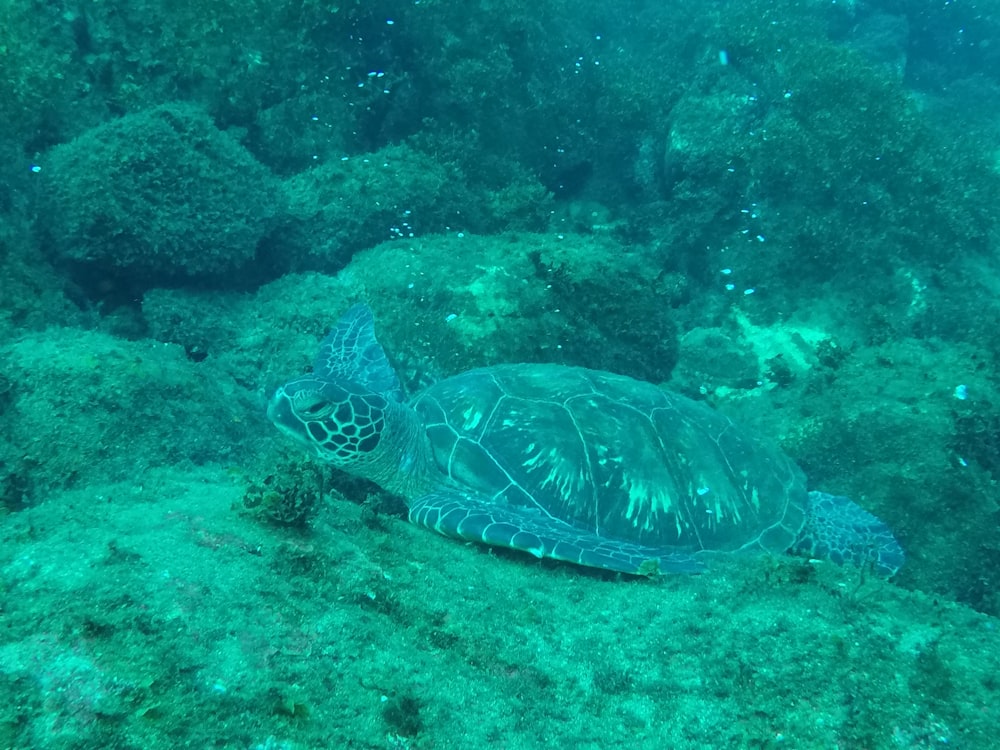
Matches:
[792,491,905,576]
[409,491,704,575]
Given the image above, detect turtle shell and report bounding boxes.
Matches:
[411,363,808,556]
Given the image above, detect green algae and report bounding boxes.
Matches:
[36,103,283,281]
[2,0,1000,746]
[2,468,999,749]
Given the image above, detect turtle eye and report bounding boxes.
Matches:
[296,397,332,419]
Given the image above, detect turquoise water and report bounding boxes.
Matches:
[2,1,999,747]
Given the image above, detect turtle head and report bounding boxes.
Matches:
[268,375,392,474]
[269,304,432,495]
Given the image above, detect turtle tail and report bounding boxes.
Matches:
[792,491,904,576]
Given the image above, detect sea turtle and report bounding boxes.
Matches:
[268,304,904,577]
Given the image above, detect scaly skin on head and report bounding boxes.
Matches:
[268,377,438,499]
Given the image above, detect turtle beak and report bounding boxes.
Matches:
[266,387,284,422]
[267,387,301,441]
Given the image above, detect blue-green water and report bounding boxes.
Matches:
[2,1,999,747]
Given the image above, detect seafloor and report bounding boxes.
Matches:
[3,0,1000,748]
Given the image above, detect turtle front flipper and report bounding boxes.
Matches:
[409,491,703,575]
[313,303,403,400]
[791,491,905,576]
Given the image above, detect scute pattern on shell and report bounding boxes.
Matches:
[412,363,808,556]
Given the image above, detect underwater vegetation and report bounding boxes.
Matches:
[2,0,1000,747]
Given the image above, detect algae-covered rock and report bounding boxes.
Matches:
[780,337,1000,605]
[36,103,283,282]
[158,232,679,397]
[278,144,461,272]
[0,212,84,339]
[0,328,264,505]
[327,232,679,384]
[277,144,550,273]
[251,92,351,175]
[672,327,761,394]
[661,87,758,205]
